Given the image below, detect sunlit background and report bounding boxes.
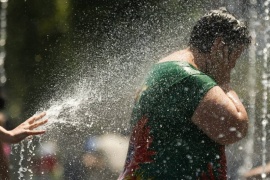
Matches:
[0,0,269,179]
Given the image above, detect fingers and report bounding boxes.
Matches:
[211,37,224,62]
[223,46,229,63]
[29,119,48,130]
[216,38,230,64]
[27,112,46,124]
[217,40,225,56]
[211,39,219,53]
[26,129,46,135]
[36,112,46,120]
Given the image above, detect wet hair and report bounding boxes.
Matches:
[188,7,251,53]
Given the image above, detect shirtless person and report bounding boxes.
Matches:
[119,7,251,179]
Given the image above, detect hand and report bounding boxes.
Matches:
[7,112,48,143]
[207,37,232,85]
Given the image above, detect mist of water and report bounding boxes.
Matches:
[10,1,270,179]
[10,2,196,179]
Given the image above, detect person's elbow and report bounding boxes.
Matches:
[216,115,249,145]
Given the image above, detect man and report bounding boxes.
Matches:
[119,7,251,179]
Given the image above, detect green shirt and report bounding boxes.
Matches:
[119,61,227,180]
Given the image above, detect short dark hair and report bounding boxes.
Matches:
[188,7,251,53]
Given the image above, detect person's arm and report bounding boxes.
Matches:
[0,142,9,180]
[0,112,48,144]
[191,85,248,145]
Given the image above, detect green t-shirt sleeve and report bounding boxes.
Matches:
[179,74,217,117]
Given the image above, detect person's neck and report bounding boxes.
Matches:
[188,47,209,73]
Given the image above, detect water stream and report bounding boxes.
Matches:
[0,0,7,86]
[6,1,270,179]
[261,0,270,177]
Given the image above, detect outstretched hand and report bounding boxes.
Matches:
[7,112,48,143]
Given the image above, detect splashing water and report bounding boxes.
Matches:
[238,0,258,176]
[261,1,270,176]
[10,2,264,179]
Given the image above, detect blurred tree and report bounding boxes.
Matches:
[4,0,215,121]
[5,0,72,120]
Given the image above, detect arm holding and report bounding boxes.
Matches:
[191,85,248,145]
